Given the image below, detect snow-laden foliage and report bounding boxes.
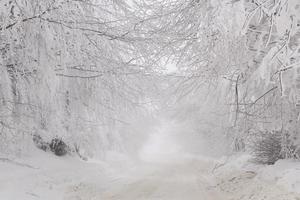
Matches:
[230,0,300,154]
[0,0,160,157]
[135,0,300,157]
[0,0,299,162]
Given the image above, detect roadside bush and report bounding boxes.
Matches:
[33,134,49,152]
[33,135,68,156]
[251,130,300,165]
[251,131,282,165]
[49,137,68,156]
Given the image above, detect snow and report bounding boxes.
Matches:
[258,159,300,195]
[2,151,300,200]
[1,121,300,200]
[0,144,222,200]
[0,150,111,200]
[212,154,300,200]
[1,0,300,199]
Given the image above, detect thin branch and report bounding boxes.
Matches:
[40,18,129,41]
[234,75,240,126]
[265,14,274,47]
[250,86,278,107]
[55,73,103,79]
[0,2,57,31]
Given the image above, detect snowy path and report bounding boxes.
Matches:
[1,122,300,200]
[0,120,223,200]
[94,121,222,199]
[0,152,222,200]
[1,150,300,200]
[99,157,221,200]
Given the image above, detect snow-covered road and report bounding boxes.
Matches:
[1,150,300,200]
[100,156,221,200]
[1,121,300,200]
[0,120,223,200]
[0,152,222,200]
[94,121,222,199]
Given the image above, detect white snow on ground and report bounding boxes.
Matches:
[1,121,300,200]
[213,154,300,200]
[0,150,111,200]
[258,159,300,195]
[99,155,222,200]
[0,149,222,200]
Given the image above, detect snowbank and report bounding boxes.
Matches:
[258,159,300,195]
[213,154,300,199]
[0,149,133,200]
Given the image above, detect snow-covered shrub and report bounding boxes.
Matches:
[49,138,68,156]
[251,131,300,165]
[33,135,68,156]
[32,134,49,152]
[251,131,283,165]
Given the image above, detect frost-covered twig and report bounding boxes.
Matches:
[265,14,274,47]
[0,1,58,31]
[250,86,278,106]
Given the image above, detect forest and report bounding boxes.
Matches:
[1,0,300,199]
